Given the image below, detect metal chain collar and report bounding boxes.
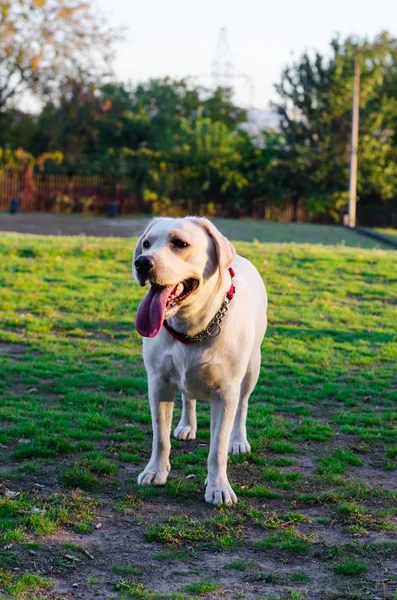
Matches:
[184,296,231,343]
[163,268,236,345]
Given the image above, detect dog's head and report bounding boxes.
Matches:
[133,217,235,338]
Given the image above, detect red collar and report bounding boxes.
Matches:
[163,267,235,344]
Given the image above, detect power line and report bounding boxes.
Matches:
[210,27,254,107]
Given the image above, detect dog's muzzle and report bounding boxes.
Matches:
[134,255,154,275]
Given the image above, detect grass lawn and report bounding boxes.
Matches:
[0,231,396,600]
[215,219,392,248]
[0,212,393,248]
[374,228,397,241]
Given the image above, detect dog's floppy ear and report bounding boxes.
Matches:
[133,219,158,263]
[198,218,235,273]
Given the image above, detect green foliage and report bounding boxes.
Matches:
[272,31,397,219]
[2,30,397,220]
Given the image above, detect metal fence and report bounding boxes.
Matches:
[1,169,395,226]
[0,170,142,214]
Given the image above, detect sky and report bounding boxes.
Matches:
[96,0,397,110]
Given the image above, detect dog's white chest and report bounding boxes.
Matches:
[158,351,227,400]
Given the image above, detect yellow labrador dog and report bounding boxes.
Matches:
[133,217,267,505]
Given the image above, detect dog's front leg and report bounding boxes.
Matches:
[205,388,239,505]
[138,380,175,486]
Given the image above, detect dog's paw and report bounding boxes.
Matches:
[205,479,237,506]
[174,422,196,441]
[137,464,170,486]
[228,437,251,455]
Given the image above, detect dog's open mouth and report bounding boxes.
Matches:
[135,278,199,338]
[164,278,199,318]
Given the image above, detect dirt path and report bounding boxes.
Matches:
[0,212,150,237]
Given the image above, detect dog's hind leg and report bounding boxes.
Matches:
[228,347,261,455]
[174,395,197,441]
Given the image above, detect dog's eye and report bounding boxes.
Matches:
[142,240,150,249]
[171,238,189,249]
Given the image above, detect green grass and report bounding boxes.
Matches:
[112,563,143,576]
[145,512,242,548]
[0,230,396,599]
[256,529,312,554]
[373,227,397,241]
[114,580,192,599]
[291,571,310,582]
[317,448,363,475]
[214,219,391,247]
[59,452,118,490]
[0,571,52,598]
[184,581,223,594]
[333,558,369,576]
[154,549,195,562]
[0,490,98,545]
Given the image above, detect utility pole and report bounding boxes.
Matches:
[348,58,360,228]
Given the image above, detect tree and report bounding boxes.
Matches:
[31,78,107,161]
[272,31,397,220]
[0,107,37,148]
[128,78,247,152]
[0,0,119,112]
[134,109,273,216]
[0,73,277,215]
[201,86,247,130]
[20,77,250,163]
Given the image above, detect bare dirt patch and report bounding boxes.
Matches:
[0,342,27,355]
[0,213,150,238]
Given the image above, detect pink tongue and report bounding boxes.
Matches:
[135,286,172,338]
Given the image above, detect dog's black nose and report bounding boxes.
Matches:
[134,255,155,274]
